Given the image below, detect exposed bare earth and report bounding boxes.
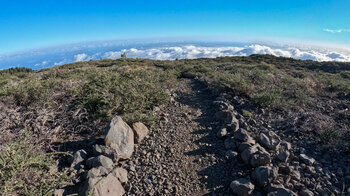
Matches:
[126,79,236,195]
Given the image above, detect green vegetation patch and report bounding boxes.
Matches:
[74,68,174,124]
[0,139,72,196]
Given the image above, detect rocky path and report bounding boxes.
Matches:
[126,79,235,195]
[63,78,349,196]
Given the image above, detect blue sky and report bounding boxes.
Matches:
[1,0,350,54]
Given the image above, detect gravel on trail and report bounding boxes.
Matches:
[126,79,239,196]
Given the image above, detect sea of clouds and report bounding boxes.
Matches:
[1,43,350,70]
[97,44,350,62]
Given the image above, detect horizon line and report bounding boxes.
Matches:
[2,36,350,57]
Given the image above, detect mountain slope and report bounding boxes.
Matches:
[0,55,350,195]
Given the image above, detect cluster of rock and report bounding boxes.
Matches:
[65,116,149,196]
[213,94,348,196]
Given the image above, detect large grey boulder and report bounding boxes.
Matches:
[105,116,134,159]
[80,173,125,196]
[132,122,149,144]
[251,166,278,187]
[230,178,255,196]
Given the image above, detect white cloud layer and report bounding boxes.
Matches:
[99,44,350,62]
[323,28,350,33]
[2,43,349,70]
[74,53,88,62]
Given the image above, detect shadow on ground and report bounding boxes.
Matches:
[175,79,247,195]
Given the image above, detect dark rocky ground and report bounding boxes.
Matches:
[126,79,238,195]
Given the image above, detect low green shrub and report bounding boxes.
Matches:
[0,140,72,195]
[74,68,172,124]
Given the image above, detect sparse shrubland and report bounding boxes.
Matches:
[1,55,350,194]
[0,134,72,196]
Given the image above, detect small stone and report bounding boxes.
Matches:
[214,111,230,120]
[113,167,128,183]
[272,141,281,151]
[87,166,109,178]
[92,144,118,160]
[241,145,258,165]
[241,144,271,167]
[225,114,239,131]
[224,112,237,124]
[230,178,255,196]
[299,154,315,165]
[224,137,237,150]
[234,129,251,142]
[299,189,314,196]
[259,133,272,149]
[225,150,238,160]
[337,168,343,176]
[273,188,297,196]
[217,128,227,138]
[86,155,113,169]
[306,166,316,174]
[290,170,301,181]
[161,116,168,122]
[70,149,87,170]
[251,166,278,187]
[129,166,136,172]
[280,141,292,150]
[132,122,149,144]
[277,151,290,163]
[54,189,65,196]
[250,150,271,167]
[238,142,252,153]
[266,183,285,193]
